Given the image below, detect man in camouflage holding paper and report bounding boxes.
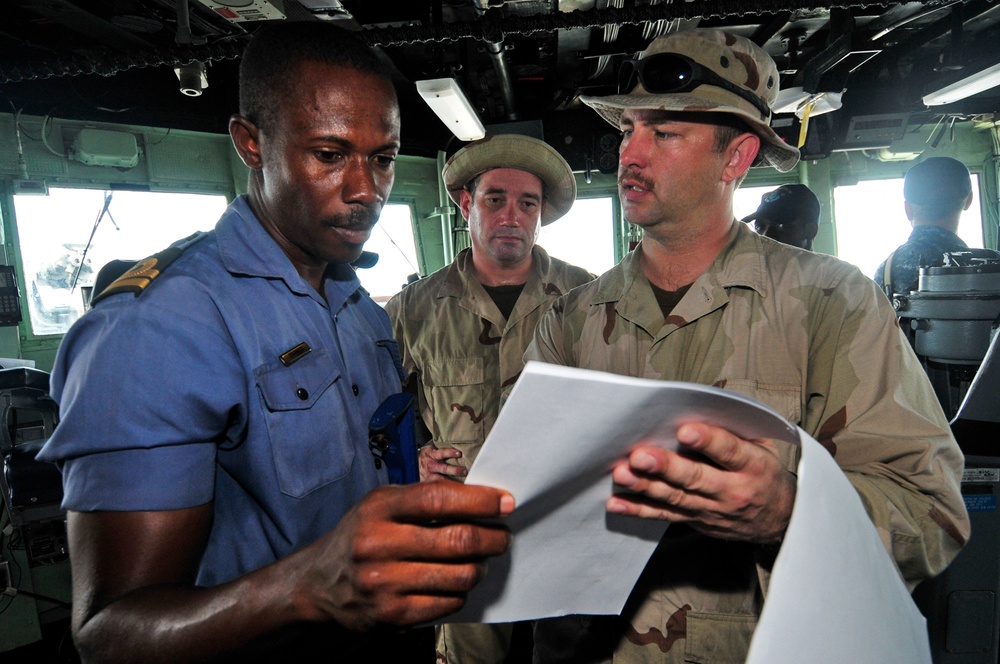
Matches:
[525,29,969,663]
[386,133,593,664]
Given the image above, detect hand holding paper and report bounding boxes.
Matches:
[445,361,799,624]
[607,421,797,543]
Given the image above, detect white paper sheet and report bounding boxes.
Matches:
[746,429,931,664]
[445,361,798,624]
[444,361,933,664]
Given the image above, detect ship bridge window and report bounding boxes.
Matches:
[734,186,778,224]
[356,203,419,305]
[834,176,983,278]
[12,188,226,337]
[538,196,616,276]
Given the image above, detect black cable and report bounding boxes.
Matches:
[5,587,72,610]
[362,1,904,48]
[69,191,114,292]
[0,41,245,83]
[0,0,913,83]
[0,511,14,616]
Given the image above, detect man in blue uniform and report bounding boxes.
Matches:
[874,157,989,295]
[741,183,820,251]
[37,21,513,663]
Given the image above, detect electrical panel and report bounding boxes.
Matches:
[0,266,22,327]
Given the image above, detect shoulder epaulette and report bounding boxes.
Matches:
[91,231,209,305]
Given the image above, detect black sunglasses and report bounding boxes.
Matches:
[617,53,771,119]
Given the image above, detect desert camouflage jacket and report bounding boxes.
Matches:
[386,245,593,473]
[526,221,969,663]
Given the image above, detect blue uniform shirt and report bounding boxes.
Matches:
[873,226,969,295]
[38,196,401,586]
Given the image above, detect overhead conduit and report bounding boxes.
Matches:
[0,0,931,84]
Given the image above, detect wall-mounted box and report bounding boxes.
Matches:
[72,129,139,168]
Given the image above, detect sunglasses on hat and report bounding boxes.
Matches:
[617,53,771,119]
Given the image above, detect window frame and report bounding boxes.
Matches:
[4,184,234,354]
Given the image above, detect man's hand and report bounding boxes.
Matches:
[606,422,795,543]
[67,482,512,663]
[294,481,513,630]
[419,442,467,481]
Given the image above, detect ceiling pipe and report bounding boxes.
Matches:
[175,1,207,46]
[472,0,519,122]
[366,0,902,47]
[0,0,914,84]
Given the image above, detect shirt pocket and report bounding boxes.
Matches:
[422,357,485,446]
[684,610,757,663]
[717,378,801,425]
[716,378,802,473]
[256,348,354,498]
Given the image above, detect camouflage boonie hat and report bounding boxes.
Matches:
[442,134,577,226]
[580,29,800,173]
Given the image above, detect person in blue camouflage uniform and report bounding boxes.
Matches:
[741,183,820,251]
[874,156,992,295]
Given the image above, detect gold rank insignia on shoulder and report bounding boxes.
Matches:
[280,342,312,367]
[91,231,208,305]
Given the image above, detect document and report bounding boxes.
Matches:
[746,430,931,664]
[446,361,799,624]
[445,361,931,664]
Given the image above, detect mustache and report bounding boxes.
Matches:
[618,169,655,192]
[491,229,529,241]
[328,205,380,231]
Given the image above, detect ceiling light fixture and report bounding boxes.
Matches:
[923,62,1000,106]
[175,61,208,97]
[416,78,486,142]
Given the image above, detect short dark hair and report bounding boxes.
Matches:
[712,116,753,153]
[708,114,754,184]
[466,172,548,202]
[910,198,968,223]
[239,21,395,131]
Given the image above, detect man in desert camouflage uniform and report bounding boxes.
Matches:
[525,29,969,663]
[386,133,593,664]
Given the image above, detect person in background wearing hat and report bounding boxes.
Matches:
[386,133,593,664]
[874,156,994,296]
[742,183,820,251]
[525,28,967,663]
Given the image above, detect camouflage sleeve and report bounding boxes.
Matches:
[383,293,414,376]
[523,293,572,367]
[384,292,436,445]
[804,269,969,588]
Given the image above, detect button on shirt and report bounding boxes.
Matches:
[38,196,402,586]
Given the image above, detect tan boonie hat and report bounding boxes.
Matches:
[580,29,800,173]
[442,134,577,226]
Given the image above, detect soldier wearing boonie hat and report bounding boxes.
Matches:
[442,133,577,225]
[527,28,968,664]
[386,133,593,664]
[581,28,800,172]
